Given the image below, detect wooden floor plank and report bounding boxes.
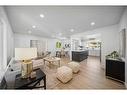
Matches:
[39,56,126,89]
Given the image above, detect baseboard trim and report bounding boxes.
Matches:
[100,63,105,70]
[125,82,127,88]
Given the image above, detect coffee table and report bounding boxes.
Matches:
[43,57,61,67]
[14,68,46,89]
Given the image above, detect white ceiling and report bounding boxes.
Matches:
[4,6,125,38]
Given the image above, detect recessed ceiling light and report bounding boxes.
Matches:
[32,25,36,28]
[40,14,45,18]
[28,30,32,34]
[70,29,74,32]
[58,33,62,36]
[91,22,95,26]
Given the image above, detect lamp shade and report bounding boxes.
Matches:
[15,48,37,60]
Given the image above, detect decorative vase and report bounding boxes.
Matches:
[21,61,33,78]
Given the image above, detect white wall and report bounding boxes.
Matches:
[14,33,71,56]
[119,8,127,86]
[71,24,119,66]
[14,33,59,56]
[101,25,119,65]
[47,39,59,55]
[14,33,49,49]
[0,7,14,81]
[0,7,14,68]
[14,33,47,48]
[47,39,71,56]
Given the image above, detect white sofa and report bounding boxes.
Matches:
[10,58,44,72]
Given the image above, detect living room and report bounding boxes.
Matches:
[0,6,127,90]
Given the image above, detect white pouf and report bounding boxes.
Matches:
[56,66,73,83]
[68,61,80,73]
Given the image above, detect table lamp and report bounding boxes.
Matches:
[15,48,37,78]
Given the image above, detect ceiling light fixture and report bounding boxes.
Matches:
[91,22,95,26]
[70,29,74,32]
[40,14,45,18]
[28,30,32,34]
[32,25,36,28]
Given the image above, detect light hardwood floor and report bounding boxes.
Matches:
[39,56,126,89]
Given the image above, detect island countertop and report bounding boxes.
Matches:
[72,50,88,62]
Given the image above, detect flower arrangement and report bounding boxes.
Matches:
[106,51,120,59]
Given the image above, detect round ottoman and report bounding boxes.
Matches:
[68,61,80,73]
[56,66,73,83]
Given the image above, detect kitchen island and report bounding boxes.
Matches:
[72,50,88,62]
